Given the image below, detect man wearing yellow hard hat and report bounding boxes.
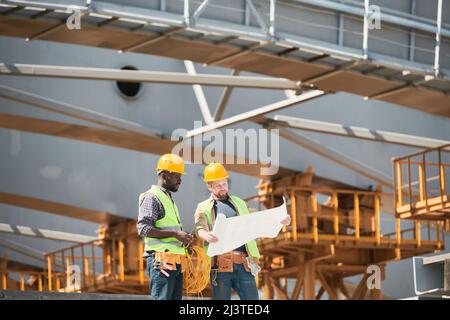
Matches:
[137,153,193,300]
[194,162,290,300]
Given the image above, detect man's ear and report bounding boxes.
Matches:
[159,171,167,181]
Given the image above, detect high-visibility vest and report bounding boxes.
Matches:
[196,195,260,260]
[140,186,186,255]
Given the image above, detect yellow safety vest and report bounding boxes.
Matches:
[140,186,186,255]
[196,195,260,260]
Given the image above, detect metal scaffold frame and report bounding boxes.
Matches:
[0,0,449,116]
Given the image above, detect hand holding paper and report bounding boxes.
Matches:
[206,199,289,257]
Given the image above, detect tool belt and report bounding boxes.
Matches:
[215,251,251,273]
[153,251,188,273]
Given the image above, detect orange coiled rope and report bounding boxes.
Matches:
[183,245,211,297]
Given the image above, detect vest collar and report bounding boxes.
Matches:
[152,184,172,199]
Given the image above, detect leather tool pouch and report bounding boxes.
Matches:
[217,252,252,273]
[155,252,177,271]
[217,252,233,272]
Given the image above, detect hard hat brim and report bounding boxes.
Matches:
[157,169,187,175]
[204,175,229,182]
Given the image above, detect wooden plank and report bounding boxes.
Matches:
[269,278,289,300]
[415,221,421,248]
[0,113,292,179]
[396,161,403,207]
[397,195,449,214]
[333,192,339,243]
[0,16,57,38]
[303,261,316,300]
[382,87,450,118]
[217,51,332,81]
[354,193,360,239]
[311,192,319,244]
[290,190,297,241]
[375,195,381,246]
[315,286,325,300]
[351,273,369,300]
[316,270,338,299]
[43,24,153,51]
[337,278,351,299]
[290,267,304,300]
[262,272,274,300]
[0,191,128,225]
[136,36,241,66]
[312,70,402,98]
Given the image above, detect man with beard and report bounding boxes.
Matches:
[137,154,193,300]
[194,162,290,300]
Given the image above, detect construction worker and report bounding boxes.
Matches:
[137,154,193,300]
[194,163,290,300]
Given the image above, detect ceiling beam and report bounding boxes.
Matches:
[271,127,392,187]
[184,90,325,138]
[0,113,290,178]
[0,63,301,90]
[0,191,129,225]
[0,84,261,175]
[184,60,214,125]
[214,69,240,121]
[0,222,96,243]
[0,239,43,261]
[0,84,162,138]
[273,115,449,148]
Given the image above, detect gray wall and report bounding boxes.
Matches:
[0,24,449,298]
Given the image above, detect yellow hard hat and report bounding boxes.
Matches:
[156,154,185,174]
[203,162,229,182]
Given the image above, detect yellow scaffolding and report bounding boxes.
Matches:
[393,144,450,221]
[247,169,444,300]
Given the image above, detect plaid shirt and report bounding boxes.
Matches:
[136,185,173,238]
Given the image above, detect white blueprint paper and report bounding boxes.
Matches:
[206,200,288,257]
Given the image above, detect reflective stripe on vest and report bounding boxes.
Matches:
[141,186,185,255]
[144,239,183,247]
